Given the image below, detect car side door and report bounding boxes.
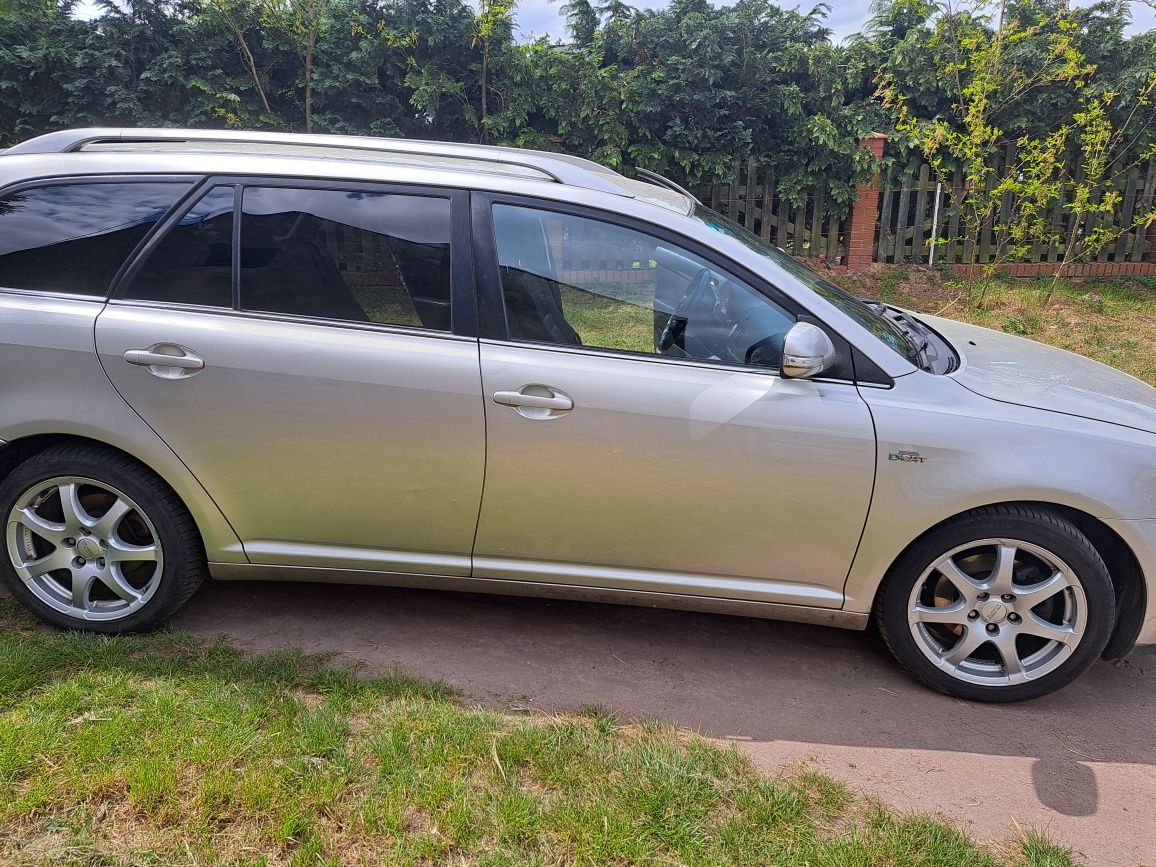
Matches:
[470,196,877,608]
[96,178,485,575]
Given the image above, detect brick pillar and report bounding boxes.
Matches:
[846,133,887,270]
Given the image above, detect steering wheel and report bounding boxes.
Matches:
[658,267,712,352]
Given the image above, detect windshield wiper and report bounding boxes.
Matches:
[861,300,932,369]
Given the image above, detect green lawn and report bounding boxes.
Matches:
[0,601,1071,866]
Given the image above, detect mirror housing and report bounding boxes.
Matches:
[780,321,837,379]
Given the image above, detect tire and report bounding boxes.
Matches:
[875,504,1114,702]
[0,443,206,633]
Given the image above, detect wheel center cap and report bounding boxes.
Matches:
[979,600,1008,623]
[76,537,102,559]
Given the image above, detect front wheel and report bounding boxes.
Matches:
[876,505,1115,702]
[1,443,206,633]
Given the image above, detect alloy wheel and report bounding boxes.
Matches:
[5,476,164,621]
[906,538,1087,686]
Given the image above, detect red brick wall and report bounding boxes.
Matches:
[949,262,1156,278]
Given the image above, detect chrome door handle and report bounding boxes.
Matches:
[123,345,205,379]
[124,350,204,370]
[493,386,574,417]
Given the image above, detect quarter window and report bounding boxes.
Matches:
[121,185,236,308]
[239,187,452,330]
[0,181,191,297]
[492,204,796,370]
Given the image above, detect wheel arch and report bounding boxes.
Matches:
[0,432,246,565]
[870,500,1146,660]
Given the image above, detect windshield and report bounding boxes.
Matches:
[692,205,924,367]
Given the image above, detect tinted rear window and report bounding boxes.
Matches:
[121,185,236,308]
[0,182,191,297]
[239,187,453,330]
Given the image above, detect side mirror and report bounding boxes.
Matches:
[780,321,837,379]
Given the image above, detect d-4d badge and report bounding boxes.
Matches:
[888,450,927,463]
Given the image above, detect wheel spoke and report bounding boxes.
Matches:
[92,498,132,541]
[22,547,73,578]
[106,539,159,564]
[988,544,1018,596]
[935,558,981,603]
[13,507,68,546]
[1018,611,1078,644]
[96,567,143,604]
[992,631,1025,678]
[71,572,93,609]
[913,600,970,625]
[1015,570,1071,610]
[943,627,988,665]
[57,482,95,532]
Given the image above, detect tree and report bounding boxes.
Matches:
[472,0,515,142]
[557,0,599,44]
[878,0,1156,291]
[259,0,332,132]
[595,0,633,23]
[204,0,275,121]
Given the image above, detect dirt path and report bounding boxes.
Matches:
[165,580,1151,865]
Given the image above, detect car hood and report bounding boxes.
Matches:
[922,315,1156,435]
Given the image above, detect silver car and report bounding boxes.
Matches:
[1,128,1154,701]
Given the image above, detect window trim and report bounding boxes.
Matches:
[111,174,477,339]
[472,192,868,383]
[0,174,203,301]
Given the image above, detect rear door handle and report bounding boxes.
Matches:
[123,345,205,378]
[493,385,574,417]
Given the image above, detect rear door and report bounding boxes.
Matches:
[96,179,485,575]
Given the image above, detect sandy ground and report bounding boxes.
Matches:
[159,580,1156,867]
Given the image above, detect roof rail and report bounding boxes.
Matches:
[4,128,632,198]
[634,168,701,205]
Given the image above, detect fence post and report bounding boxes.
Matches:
[846,133,887,270]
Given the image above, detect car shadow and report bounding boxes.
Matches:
[173,579,1156,770]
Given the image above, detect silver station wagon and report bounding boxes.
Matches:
[2,128,1155,701]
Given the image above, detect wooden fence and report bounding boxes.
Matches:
[693,148,1156,271]
[876,154,1156,266]
[694,156,849,264]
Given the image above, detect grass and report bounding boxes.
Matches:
[0,600,1074,866]
[831,266,1156,386]
[561,284,655,353]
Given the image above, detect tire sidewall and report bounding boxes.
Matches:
[0,449,192,633]
[878,509,1115,702]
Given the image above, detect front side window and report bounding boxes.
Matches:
[492,204,796,370]
[0,181,191,297]
[239,187,453,330]
[692,205,924,367]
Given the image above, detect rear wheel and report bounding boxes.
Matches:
[1,444,206,633]
[876,505,1114,702]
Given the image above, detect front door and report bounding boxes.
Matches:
[97,181,485,575]
[471,200,876,607]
